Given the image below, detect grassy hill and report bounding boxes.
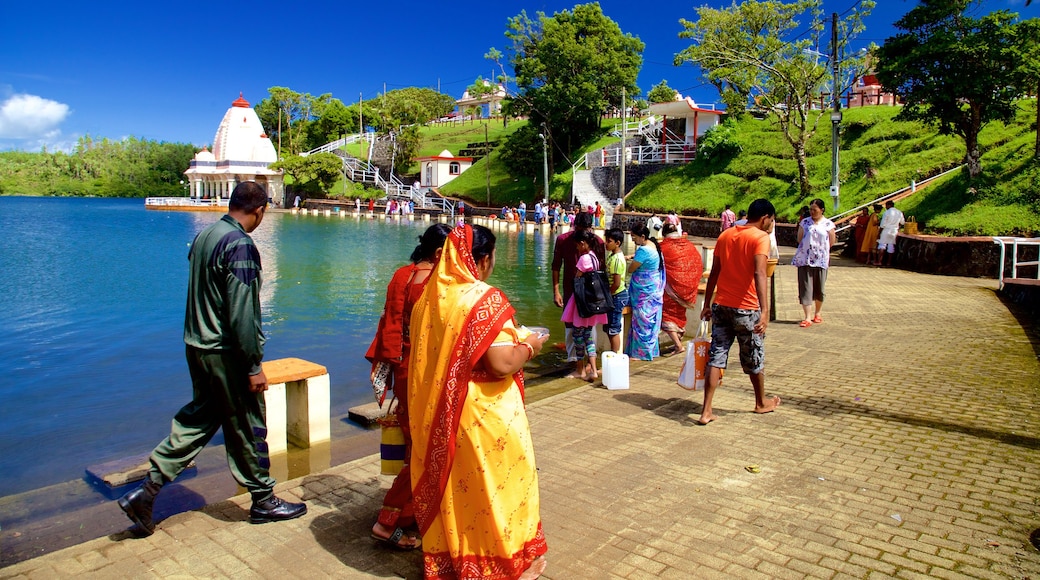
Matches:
[439,118,624,208]
[336,103,1037,235]
[624,101,1039,235]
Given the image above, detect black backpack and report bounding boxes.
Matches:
[573,254,613,318]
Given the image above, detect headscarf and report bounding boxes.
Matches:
[407,225,518,534]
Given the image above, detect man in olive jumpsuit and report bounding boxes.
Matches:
[118,181,306,535]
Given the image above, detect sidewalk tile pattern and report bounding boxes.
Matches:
[2,263,1038,579]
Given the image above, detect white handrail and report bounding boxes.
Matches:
[832,164,967,234]
[993,237,1040,290]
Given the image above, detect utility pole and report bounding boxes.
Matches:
[619,87,626,210]
[485,123,491,206]
[829,11,842,212]
[540,131,549,206]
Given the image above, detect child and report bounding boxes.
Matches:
[561,229,609,381]
[604,228,629,353]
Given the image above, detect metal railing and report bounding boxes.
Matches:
[302,133,374,157]
[601,144,695,166]
[832,164,965,235]
[994,237,1040,290]
[145,197,227,207]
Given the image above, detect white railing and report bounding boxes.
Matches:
[994,237,1040,290]
[145,197,227,207]
[832,164,966,234]
[302,133,374,157]
[601,144,695,166]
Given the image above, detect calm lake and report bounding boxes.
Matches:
[0,197,564,499]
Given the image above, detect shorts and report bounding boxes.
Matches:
[604,289,629,336]
[797,266,828,305]
[708,304,765,375]
[878,241,896,253]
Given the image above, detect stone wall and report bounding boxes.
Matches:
[609,212,799,247]
[592,163,673,199]
[894,234,1000,278]
[608,211,1006,278]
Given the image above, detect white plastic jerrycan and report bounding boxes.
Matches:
[601,351,630,390]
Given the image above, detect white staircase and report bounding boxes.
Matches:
[572,168,615,226]
[303,134,412,199]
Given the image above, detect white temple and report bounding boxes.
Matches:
[183,93,284,205]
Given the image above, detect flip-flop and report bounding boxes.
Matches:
[372,527,421,551]
[812,315,823,324]
[799,320,812,328]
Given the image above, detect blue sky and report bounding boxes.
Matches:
[1,0,1034,152]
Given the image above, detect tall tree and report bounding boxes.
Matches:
[270,152,342,194]
[1012,18,1040,158]
[489,3,644,177]
[875,1,1022,177]
[676,0,874,196]
[647,80,678,104]
[306,98,358,150]
[254,88,328,157]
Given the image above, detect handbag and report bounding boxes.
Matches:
[903,216,918,235]
[573,254,612,318]
[377,398,405,476]
[678,321,711,391]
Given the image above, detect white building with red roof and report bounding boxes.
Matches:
[415,150,474,188]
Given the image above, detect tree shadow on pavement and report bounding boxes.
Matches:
[781,394,1040,450]
[301,473,423,579]
[611,392,707,426]
[997,291,1040,360]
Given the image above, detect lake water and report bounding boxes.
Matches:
[0,197,564,499]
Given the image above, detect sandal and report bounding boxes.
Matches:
[799,320,812,328]
[372,527,422,551]
[812,315,823,324]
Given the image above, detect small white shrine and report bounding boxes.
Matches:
[183,94,284,205]
[415,150,474,188]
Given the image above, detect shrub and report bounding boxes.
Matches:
[696,123,742,162]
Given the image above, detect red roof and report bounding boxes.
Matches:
[232,92,251,108]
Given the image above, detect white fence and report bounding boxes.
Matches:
[994,237,1040,290]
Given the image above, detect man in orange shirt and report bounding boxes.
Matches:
[698,198,781,425]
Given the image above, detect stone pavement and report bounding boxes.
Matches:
[3,258,1039,579]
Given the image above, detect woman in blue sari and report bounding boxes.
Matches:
[626,224,664,360]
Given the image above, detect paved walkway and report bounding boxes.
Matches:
[3,259,1039,579]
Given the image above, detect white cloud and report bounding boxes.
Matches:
[0,93,70,139]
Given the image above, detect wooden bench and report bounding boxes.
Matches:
[262,358,331,454]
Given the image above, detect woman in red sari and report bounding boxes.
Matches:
[409,225,549,580]
[659,223,704,354]
[366,224,452,550]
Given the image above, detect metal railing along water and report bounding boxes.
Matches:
[994,237,1040,290]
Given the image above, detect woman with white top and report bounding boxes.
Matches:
[791,198,836,328]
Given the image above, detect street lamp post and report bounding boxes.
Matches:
[538,132,549,206]
[829,12,841,212]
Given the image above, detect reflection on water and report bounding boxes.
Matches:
[0,199,567,498]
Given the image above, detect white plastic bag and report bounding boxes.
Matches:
[677,321,710,391]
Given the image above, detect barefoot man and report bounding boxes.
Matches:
[698,198,781,424]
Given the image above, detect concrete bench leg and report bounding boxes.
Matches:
[264,383,289,455]
[286,373,330,448]
[263,373,331,454]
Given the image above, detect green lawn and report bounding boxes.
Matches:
[333,102,1039,235]
[624,101,1039,234]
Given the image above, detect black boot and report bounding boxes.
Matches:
[117,480,161,535]
[249,494,307,524]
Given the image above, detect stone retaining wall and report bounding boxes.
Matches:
[591,162,672,198]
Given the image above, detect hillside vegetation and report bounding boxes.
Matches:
[624,101,1039,235]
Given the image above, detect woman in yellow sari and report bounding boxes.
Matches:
[408,224,549,580]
